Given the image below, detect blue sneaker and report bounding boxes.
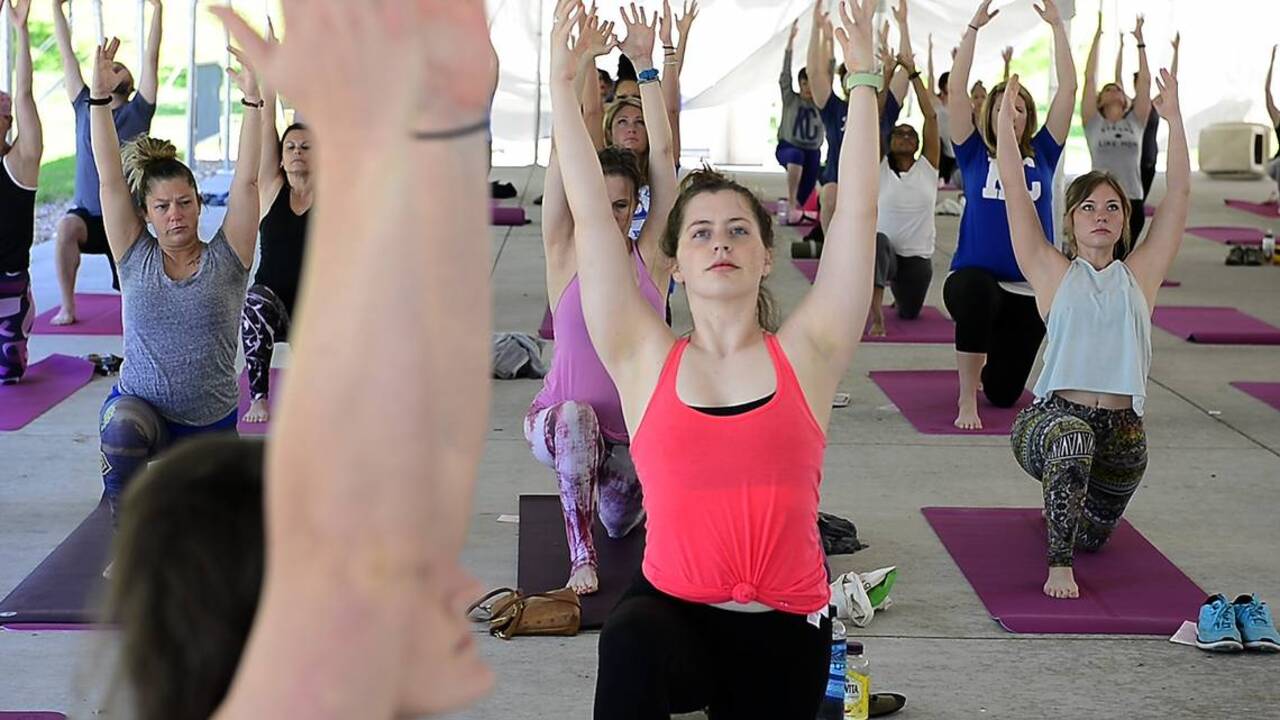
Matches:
[1233,595,1280,652]
[1196,594,1243,652]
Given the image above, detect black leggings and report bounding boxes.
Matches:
[874,233,934,319]
[943,267,1046,408]
[240,284,291,400]
[1126,198,1146,253]
[594,573,831,720]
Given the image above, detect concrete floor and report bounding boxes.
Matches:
[1,166,1278,718]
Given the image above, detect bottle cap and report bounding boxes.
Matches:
[846,640,864,654]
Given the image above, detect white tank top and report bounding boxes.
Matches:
[1033,258,1152,415]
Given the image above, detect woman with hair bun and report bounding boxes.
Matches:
[90,37,262,525]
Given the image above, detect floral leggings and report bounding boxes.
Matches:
[1011,395,1148,567]
[240,284,291,400]
[0,271,34,382]
[524,400,645,573]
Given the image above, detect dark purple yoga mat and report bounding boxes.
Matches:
[491,204,529,226]
[0,501,112,628]
[1224,198,1280,218]
[793,258,819,283]
[237,369,284,436]
[863,307,954,344]
[1152,306,1280,345]
[517,494,644,630]
[869,370,1031,435]
[0,355,95,431]
[922,507,1204,635]
[0,713,67,719]
[32,294,122,335]
[1185,226,1264,246]
[1231,381,1280,412]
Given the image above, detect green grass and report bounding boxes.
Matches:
[36,155,77,204]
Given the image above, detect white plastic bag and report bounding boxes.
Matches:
[829,566,897,628]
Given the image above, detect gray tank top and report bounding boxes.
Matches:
[117,228,249,425]
[1033,259,1151,415]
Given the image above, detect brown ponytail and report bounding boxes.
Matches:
[120,135,199,208]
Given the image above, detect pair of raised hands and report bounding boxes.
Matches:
[554,0,699,80]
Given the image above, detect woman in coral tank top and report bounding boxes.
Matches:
[550,1,881,716]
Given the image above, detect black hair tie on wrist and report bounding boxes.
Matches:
[242,98,265,109]
[88,96,112,106]
[968,24,979,31]
[412,118,490,142]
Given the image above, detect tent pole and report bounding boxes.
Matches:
[223,0,234,170]
[186,0,197,163]
[533,0,545,166]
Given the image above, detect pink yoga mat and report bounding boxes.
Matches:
[1152,306,1280,345]
[32,294,122,335]
[1185,226,1264,246]
[0,714,67,719]
[793,258,819,283]
[863,307,954,344]
[0,355,95,431]
[870,370,1031,435]
[923,507,1205,634]
[237,369,284,436]
[764,200,818,227]
[491,204,528,226]
[1224,198,1280,218]
[1231,381,1280,412]
[1161,279,1181,288]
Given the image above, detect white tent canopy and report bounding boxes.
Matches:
[487,0,1280,171]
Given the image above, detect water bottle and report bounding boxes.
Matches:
[844,640,870,720]
[1263,230,1275,261]
[817,612,846,719]
[776,198,790,226]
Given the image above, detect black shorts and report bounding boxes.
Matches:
[66,207,119,290]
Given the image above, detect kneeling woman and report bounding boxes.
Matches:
[997,72,1187,599]
[552,0,880,715]
[91,40,261,520]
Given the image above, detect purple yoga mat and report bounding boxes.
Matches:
[538,306,554,340]
[0,501,112,628]
[1143,204,1155,217]
[1231,381,1280,412]
[518,494,644,630]
[0,714,67,719]
[1161,279,1181,288]
[1152,306,1280,345]
[1185,226,1264,246]
[922,507,1205,634]
[1224,198,1280,218]
[793,258,819,283]
[0,355,95,431]
[32,294,122,335]
[863,307,954,344]
[491,204,529,226]
[869,370,1031,435]
[237,369,284,436]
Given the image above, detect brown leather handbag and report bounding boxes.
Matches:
[466,587,581,640]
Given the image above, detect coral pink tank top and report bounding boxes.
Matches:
[631,334,829,615]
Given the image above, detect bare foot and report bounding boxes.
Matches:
[954,399,983,430]
[50,308,76,326]
[1043,566,1079,599]
[242,398,270,424]
[568,564,599,595]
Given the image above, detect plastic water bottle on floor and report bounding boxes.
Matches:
[1263,230,1275,261]
[776,198,790,226]
[844,640,870,720]
[818,612,846,719]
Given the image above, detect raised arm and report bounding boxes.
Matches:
[89,40,144,259]
[904,53,940,168]
[1113,34,1124,90]
[624,5,678,277]
[51,0,85,103]
[889,0,912,103]
[1081,11,1102,126]
[552,0,670,376]
[660,0,697,161]
[212,1,498,715]
[1036,0,1077,144]
[927,33,935,94]
[807,1,834,110]
[256,20,284,208]
[781,20,799,102]
[949,0,998,145]
[573,10,616,151]
[220,48,263,268]
[5,0,42,186]
[994,75,1069,315]
[1125,69,1188,308]
[785,0,878,379]
[138,0,163,105]
[1002,45,1012,82]
[1266,45,1280,129]
[1170,32,1180,78]
[1130,16,1151,125]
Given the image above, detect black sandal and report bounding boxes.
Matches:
[870,691,908,717]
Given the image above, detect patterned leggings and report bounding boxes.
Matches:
[0,271,35,383]
[1011,395,1148,567]
[240,284,291,400]
[524,401,645,572]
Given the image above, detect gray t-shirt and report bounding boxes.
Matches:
[1085,113,1145,199]
[777,51,824,150]
[118,229,250,426]
[72,86,156,215]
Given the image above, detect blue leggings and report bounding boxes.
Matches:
[775,141,822,208]
[99,387,238,521]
